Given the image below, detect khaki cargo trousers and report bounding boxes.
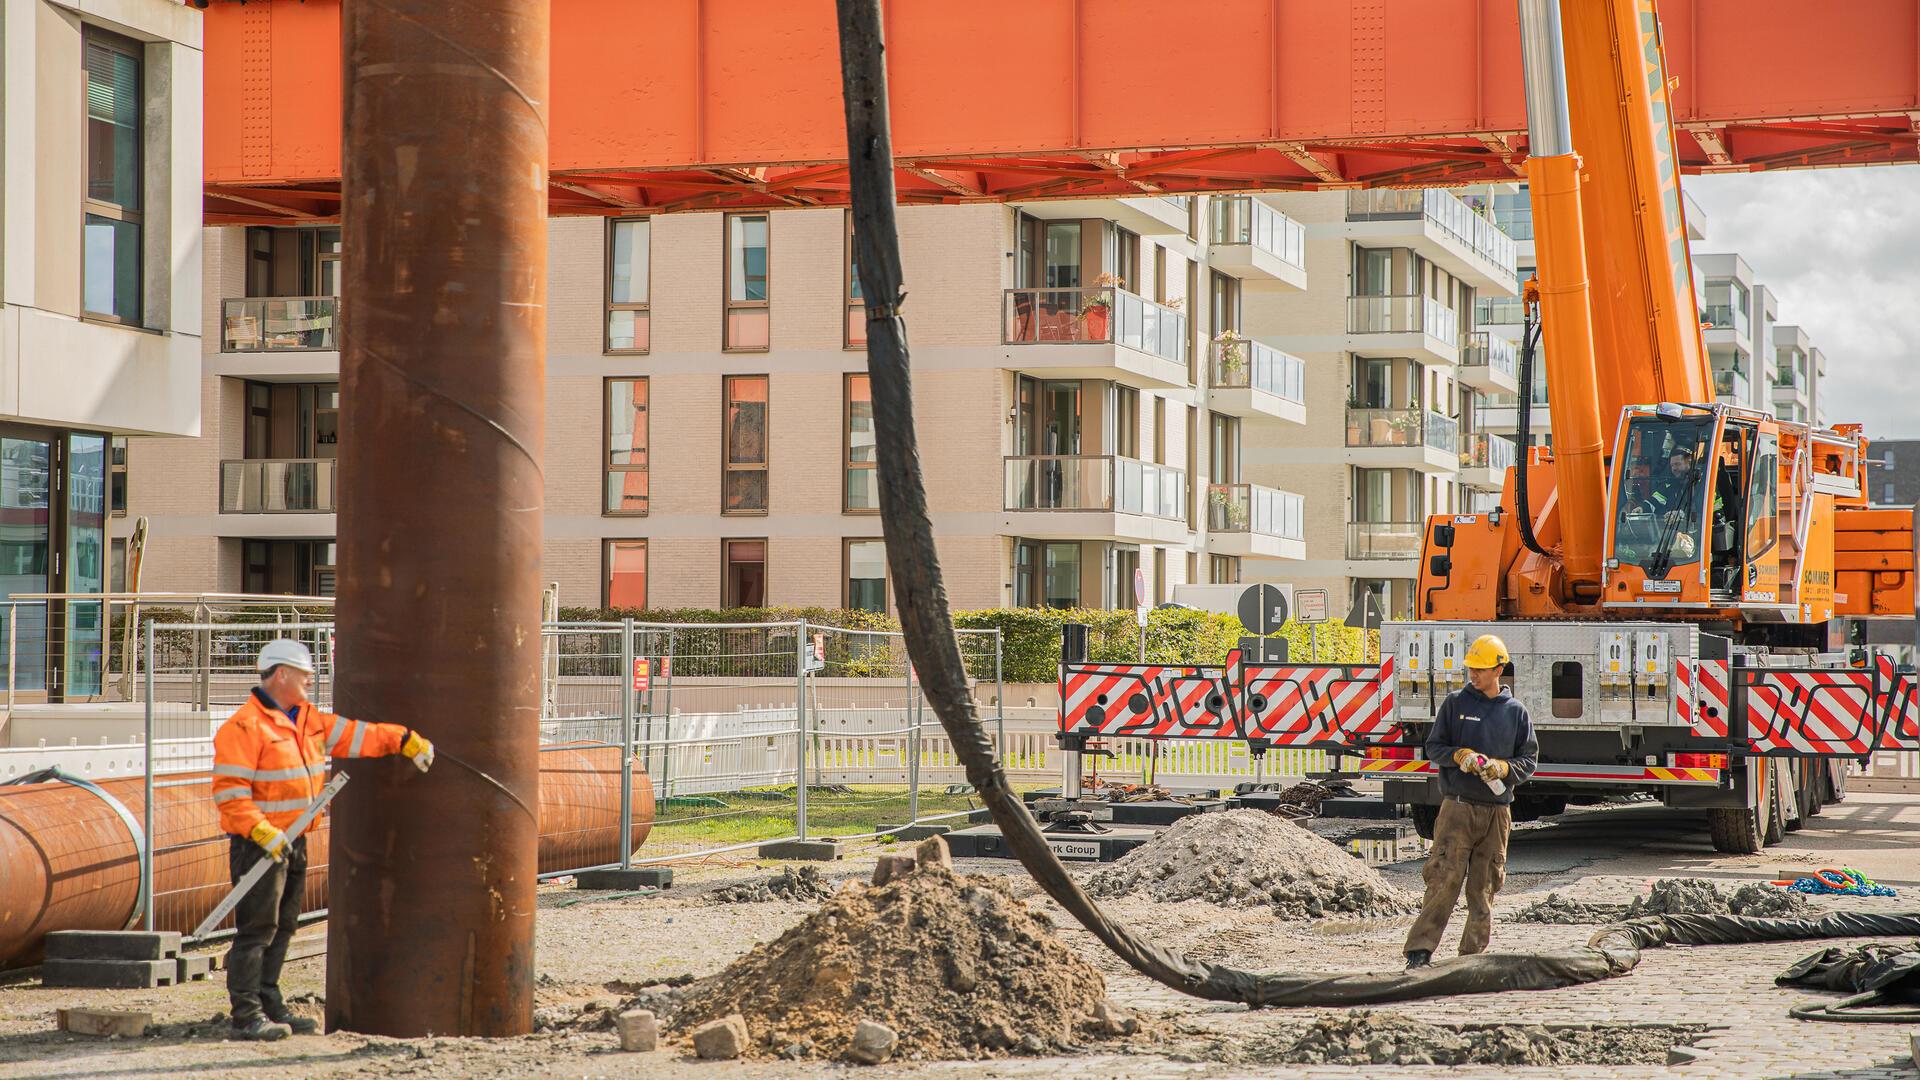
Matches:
[1404,796,1512,956]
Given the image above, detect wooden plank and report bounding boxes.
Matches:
[58,1008,151,1038]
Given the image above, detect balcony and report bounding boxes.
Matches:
[1772,365,1809,404]
[1713,368,1751,405]
[1002,287,1190,389]
[1002,454,1190,543]
[1208,335,1305,424]
[1207,196,1307,288]
[1347,521,1425,563]
[1012,195,1189,236]
[217,296,341,378]
[1459,432,1516,490]
[220,459,337,514]
[1344,189,1518,293]
[1701,302,1750,343]
[1345,407,1459,472]
[1458,331,1519,394]
[1475,293,1525,327]
[1206,483,1306,561]
[1346,295,1461,365]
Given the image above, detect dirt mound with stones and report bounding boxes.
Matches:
[1220,1011,1701,1067]
[1512,878,1808,924]
[711,866,836,904]
[672,863,1116,1061]
[1086,809,1417,919]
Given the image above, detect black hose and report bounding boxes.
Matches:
[1515,314,1549,557]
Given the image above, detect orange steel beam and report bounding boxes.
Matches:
[204,0,1920,224]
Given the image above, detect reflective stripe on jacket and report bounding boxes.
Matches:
[211,687,408,835]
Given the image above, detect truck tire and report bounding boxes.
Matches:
[1764,766,1788,845]
[1411,803,1440,841]
[1709,764,1768,854]
[1787,763,1817,831]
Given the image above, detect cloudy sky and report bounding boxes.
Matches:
[1684,166,1920,439]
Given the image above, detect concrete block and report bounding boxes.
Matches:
[914,836,953,872]
[846,1019,897,1065]
[877,824,952,841]
[871,855,916,885]
[43,931,181,962]
[176,954,215,982]
[42,959,178,989]
[57,1008,151,1038]
[615,1009,657,1052]
[756,839,842,861]
[575,868,673,890]
[691,1014,749,1060]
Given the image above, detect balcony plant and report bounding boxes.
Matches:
[1208,485,1248,530]
[1079,272,1120,339]
[1213,329,1249,378]
[1386,411,1422,445]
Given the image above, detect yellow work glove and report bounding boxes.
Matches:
[1451,748,1478,769]
[1480,757,1511,781]
[249,821,290,862]
[401,729,435,773]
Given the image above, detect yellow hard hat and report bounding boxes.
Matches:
[1464,634,1510,670]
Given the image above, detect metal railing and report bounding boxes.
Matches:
[1461,431,1517,473]
[1002,287,1189,367]
[219,459,337,514]
[1210,336,1305,403]
[1003,454,1187,519]
[1209,196,1306,270]
[1475,293,1526,326]
[1207,483,1304,540]
[1347,294,1460,344]
[221,296,339,352]
[1701,302,1749,337]
[1347,520,1426,560]
[1344,189,1516,277]
[1345,407,1458,453]
[1461,330,1518,380]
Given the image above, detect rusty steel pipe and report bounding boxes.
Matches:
[335,0,550,1038]
[0,749,651,970]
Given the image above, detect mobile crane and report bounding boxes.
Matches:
[1373,0,1917,852]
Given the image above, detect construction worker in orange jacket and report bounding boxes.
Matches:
[211,638,435,1040]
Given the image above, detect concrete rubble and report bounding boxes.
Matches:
[1218,1011,1704,1067]
[711,866,836,905]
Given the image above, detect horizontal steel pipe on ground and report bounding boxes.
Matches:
[0,745,652,968]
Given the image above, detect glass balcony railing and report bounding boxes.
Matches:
[1160,195,1193,215]
[1461,331,1518,380]
[1461,432,1517,473]
[1347,520,1426,560]
[222,297,339,352]
[1004,455,1187,520]
[1774,364,1808,394]
[1347,295,1460,345]
[1475,293,1526,327]
[1713,368,1750,403]
[1345,408,1458,453]
[1701,303,1750,338]
[1208,196,1306,271]
[1492,204,1534,240]
[1207,483,1304,541]
[220,459,337,513]
[1210,336,1305,403]
[1345,189,1517,277]
[1003,288,1190,368]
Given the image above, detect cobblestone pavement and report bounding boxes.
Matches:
[4,795,1920,1078]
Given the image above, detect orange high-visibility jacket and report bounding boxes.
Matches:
[211,688,409,835]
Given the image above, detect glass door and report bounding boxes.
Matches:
[61,434,108,697]
[0,436,51,692]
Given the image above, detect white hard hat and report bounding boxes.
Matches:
[257,639,315,675]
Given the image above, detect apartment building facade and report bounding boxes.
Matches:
[131,193,1325,612]
[2,0,202,696]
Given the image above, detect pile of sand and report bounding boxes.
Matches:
[1229,1011,1699,1067]
[1085,809,1417,919]
[711,866,836,904]
[1512,878,1808,924]
[672,863,1117,1060]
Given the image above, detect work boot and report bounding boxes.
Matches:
[267,1010,318,1035]
[230,1017,292,1042]
[1404,950,1433,970]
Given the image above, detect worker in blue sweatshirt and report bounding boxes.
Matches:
[1404,633,1538,970]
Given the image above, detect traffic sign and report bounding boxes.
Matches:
[631,658,651,692]
[1345,591,1384,631]
[1133,567,1148,607]
[1135,604,1149,628]
[1296,588,1329,624]
[1236,584,1289,636]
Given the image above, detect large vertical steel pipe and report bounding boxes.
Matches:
[332,0,549,1037]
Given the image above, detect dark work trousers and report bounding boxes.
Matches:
[1404,796,1511,956]
[226,834,307,1025]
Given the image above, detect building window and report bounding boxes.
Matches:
[845,539,886,612]
[83,29,144,325]
[1111,545,1140,610]
[606,219,650,353]
[1111,385,1139,459]
[1209,270,1240,335]
[242,540,335,596]
[723,539,767,608]
[1014,539,1081,609]
[724,213,770,350]
[845,213,866,348]
[110,438,129,517]
[1210,554,1240,585]
[1210,414,1241,484]
[603,378,649,515]
[110,537,127,593]
[844,374,877,513]
[723,375,769,513]
[603,539,647,608]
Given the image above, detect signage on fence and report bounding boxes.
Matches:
[1296,588,1329,624]
[631,659,651,692]
[807,633,827,673]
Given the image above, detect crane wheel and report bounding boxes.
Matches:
[1410,803,1440,841]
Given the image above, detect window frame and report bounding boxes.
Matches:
[843,373,877,515]
[81,27,145,327]
[843,211,866,349]
[722,374,770,515]
[604,218,652,355]
[721,537,769,608]
[601,538,649,609]
[723,212,771,352]
[602,376,650,517]
[842,537,888,613]
[109,437,128,518]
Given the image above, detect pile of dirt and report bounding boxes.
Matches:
[1086,809,1417,919]
[711,866,836,904]
[671,864,1117,1060]
[1511,879,1809,924]
[1225,1011,1701,1067]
